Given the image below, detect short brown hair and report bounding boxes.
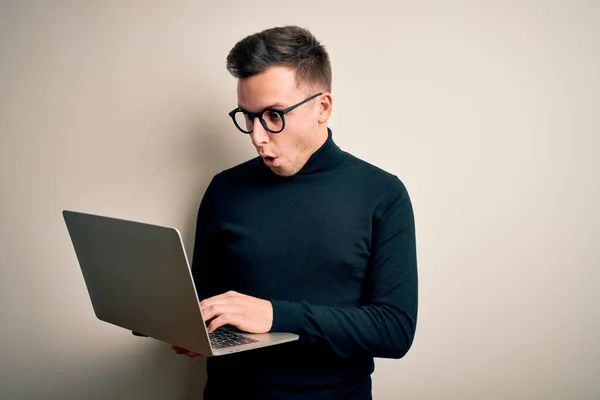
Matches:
[226,25,332,92]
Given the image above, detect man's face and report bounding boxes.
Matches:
[236,66,326,177]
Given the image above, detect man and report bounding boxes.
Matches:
[175,26,418,399]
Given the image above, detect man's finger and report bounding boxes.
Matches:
[172,345,188,354]
[200,291,242,309]
[207,313,243,333]
[172,345,203,357]
[210,290,240,300]
[201,304,239,322]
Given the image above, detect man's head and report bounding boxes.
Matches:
[226,26,333,177]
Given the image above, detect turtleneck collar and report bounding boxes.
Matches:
[293,128,346,176]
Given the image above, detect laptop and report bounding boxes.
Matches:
[62,209,299,356]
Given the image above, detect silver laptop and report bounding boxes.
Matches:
[62,209,298,356]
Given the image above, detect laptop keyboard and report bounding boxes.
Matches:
[209,329,259,349]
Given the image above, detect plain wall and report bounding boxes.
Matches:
[1,1,598,399]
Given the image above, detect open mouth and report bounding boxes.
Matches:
[263,156,277,166]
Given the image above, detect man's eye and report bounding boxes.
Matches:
[264,111,281,121]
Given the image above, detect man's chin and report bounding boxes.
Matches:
[270,167,293,177]
[268,164,298,177]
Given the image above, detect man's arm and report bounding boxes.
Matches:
[268,177,418,359]
[190,177,226,301]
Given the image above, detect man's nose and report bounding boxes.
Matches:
[250,117,269,146]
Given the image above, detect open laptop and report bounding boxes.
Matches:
[62,209,298,356]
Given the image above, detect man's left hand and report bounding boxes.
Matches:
[200,291,273,334]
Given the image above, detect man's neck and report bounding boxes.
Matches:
[310,125,329,155]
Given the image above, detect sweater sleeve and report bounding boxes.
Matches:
[269,177,418,359]
[190,176,226,301]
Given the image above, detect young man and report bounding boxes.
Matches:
[176,26,418,399]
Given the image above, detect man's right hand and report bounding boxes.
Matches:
[131,331,202,357]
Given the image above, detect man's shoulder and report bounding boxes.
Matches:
[341,153,413,222]
[343,152,407,191]
[200,157,264,205]
[211,156,264,185]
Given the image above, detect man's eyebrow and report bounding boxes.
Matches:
[238,102,288,112]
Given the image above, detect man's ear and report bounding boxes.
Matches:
[317,92,333,124]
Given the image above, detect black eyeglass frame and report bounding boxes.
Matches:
[228,92,323,134]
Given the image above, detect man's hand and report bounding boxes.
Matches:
[172,345,203,358]
[200,291,273,334]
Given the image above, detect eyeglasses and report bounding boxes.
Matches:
[228,92,323,134]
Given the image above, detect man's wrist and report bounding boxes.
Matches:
[269,299,304,333]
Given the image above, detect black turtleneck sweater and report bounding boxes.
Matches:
[191,129,418,399]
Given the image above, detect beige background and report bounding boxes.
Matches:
[1,1,598,399]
